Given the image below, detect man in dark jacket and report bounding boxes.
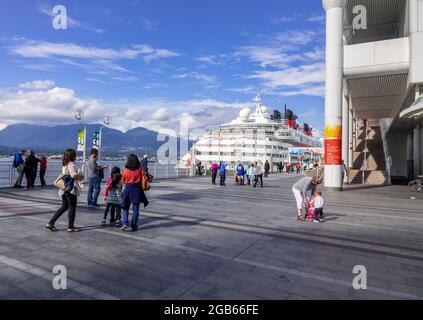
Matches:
[24,149,39,189]
[264,160,271,178]
[13,150,26,188]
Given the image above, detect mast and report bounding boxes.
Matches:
[254,94,261,114]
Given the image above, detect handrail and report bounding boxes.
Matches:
[362,121,368,185]
[0,161,180,188]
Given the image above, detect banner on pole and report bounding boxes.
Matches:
[92,131,100,149]
[77,130,85,152]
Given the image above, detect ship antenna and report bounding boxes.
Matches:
[254,94,261,114]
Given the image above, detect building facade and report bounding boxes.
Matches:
[323,0,423,188]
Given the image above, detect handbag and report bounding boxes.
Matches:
[54,164,69,191]
[54,174,66,191]
[142,174,151,191]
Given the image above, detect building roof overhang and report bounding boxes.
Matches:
[399,94,423,120]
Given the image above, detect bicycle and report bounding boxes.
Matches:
[409,176,423,193]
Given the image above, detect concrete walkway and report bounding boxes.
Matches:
[0,174,422,300]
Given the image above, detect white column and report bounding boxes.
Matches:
[323,0,347,189]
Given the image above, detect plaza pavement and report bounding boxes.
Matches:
[0,174,422,300]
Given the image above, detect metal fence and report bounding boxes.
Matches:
[0,161,187,188]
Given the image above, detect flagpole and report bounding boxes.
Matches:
[83,125,87,163]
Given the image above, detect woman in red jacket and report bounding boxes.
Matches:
[121,154,149,232]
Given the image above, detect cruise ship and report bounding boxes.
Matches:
[183,95,323,170]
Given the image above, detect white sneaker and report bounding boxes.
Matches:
[313,220,319,224]
[121,225,129,231]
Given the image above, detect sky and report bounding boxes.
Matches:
[0,0,326,134]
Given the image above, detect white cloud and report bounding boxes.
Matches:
[151,108,169,121]
[86,77,107,84]
[234,29,325,97]
[142,19,158,31]
[8,40,179,82]
[271,15,300,24]
[112,76,138,82]
[248,63,325,89]
[196,56,216,64]
[0,86,105,128]
[19,80,55,90]
[236,46,296,68]
[306,15,326,23]
[0,83,252,133]
[173,72,219,87]
[10,41,179,61]
[274,86,326,98]
[228,87,257,94]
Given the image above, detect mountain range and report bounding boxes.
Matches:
[0,124,191,157]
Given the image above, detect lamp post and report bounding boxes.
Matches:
[99,116,111,161]
[74,110,86,162]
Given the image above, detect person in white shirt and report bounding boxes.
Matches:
[313,189,325,223]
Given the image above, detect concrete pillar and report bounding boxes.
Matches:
[414,125,421,177]
[407,130,414,179]
[323,0,347,189]
[342,94,349,168]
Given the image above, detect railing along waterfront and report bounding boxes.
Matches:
[0,160,189,188]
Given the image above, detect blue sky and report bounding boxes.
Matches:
[0,0,326,133]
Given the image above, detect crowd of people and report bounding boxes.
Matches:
[210,161,267,188]
[13,149,48,189]
[45,149,150,233]
[11,146,330,232]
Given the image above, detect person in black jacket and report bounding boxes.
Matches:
[264,160,271,178]
[24,149,39,189]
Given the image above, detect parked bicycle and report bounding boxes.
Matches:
[409,176,423,193]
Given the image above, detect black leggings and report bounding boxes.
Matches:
[49,192,77,229]
[104,204,122,222]
[254,174,263,187]
[25,170,36,188]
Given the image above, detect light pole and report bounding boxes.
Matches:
[99,116,111,161]
[74,110,86,162]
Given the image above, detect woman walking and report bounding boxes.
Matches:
[121,155,149,232]
[253,161,264,188]
[46,149,84,232]
[292,176,322,221]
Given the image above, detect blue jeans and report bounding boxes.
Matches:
[122,204,140,231]
[87,177,101,205]
[220,174,226,186]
